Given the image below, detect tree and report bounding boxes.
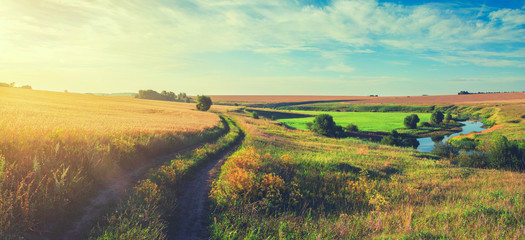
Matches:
[381,130,402,146]
[196,95,212,111]
[445,113,452,123]
[403,114,420,129]
[345,123,359,132]
[431,110,444,124]
[309,114,338,137]
[20,85,32,89]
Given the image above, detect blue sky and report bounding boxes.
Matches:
[0,0,524,95]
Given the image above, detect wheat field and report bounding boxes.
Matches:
[0,87,221,236]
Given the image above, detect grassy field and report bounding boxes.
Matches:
[210,110,525,239]
[278,111,431,132]
[0,87,224,237]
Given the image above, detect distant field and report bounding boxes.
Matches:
[210,95,368,103]
[278,111,431,132]
[211,92,524,104]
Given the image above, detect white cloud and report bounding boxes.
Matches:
[324,63,356,72]
[0,0,523,72]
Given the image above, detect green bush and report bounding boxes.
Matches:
[403,137,420,149]
[419,122,431,128]
[345,123,359,132]
[487,136,524,170]
[449,138,478,150]
[196,95,213,111]
[380,135,399,146]
[445,113,452,122]
[431,110,444,124]
[404,114,420,129]
[431,142,459,158]
[309,114,342,137]
[251,111,259,119]
[456,151,489,168]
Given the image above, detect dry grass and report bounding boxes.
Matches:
[0,87,221,237]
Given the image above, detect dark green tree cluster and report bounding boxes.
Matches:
[445,113,452,122]
[196,95,213,111]
[381,130,419,149]
[345,123,359,132]
[431,110,444,124]
[431,142,459,158]
[403,114,420,129]
[487,136,524,170]
[449,136,524,171]
[307,114,344,138]
[136,89,189,102]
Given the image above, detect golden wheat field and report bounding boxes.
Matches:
[0,87,224,236]
[0,87,220,135]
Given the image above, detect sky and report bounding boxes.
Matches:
[0,0,524,96]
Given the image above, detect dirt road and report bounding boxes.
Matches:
[168,136,243,240]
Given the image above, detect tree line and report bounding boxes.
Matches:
[0,82,32,89]
[135,89,190,102]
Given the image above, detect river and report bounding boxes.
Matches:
[416,121,485,152]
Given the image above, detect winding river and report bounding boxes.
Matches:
[416,121,485,152]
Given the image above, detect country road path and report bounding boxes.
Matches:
[59,143,207,239]
[168,130,243,240]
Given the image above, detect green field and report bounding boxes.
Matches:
[278,111,431,132]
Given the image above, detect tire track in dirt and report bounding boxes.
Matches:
[168,128,244,240]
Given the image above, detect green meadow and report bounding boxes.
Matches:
[278,111,432,132]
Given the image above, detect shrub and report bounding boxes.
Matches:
[345,123,359,132]
[431,142,459,158]
[419,122,431,128]
[456,151,489,168]
[403,137,420,149]
[309,114,339,137]
[251,111,259,119]
[196,95,213,111]
[445,113,452,122]
[450,138,478,150]
[20,85,32,90]
[431,110,444,124]
[381,133,402,147]
[403,114,419,129]
[487,136,524,170]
